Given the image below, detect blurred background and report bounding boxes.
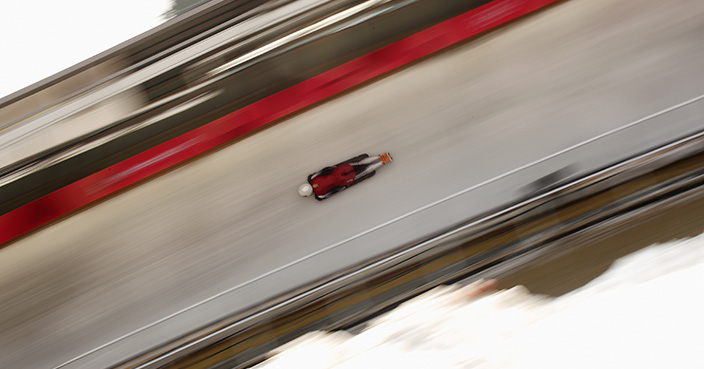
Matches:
[1,0,704,368]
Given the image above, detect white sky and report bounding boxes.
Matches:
[0,0,171,99]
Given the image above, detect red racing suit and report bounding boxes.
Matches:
[311,163,356,197]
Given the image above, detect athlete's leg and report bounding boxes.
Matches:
[348,156,380,166]
[356,161,383,178]
[350,153,390,178]
[349,153,391,166]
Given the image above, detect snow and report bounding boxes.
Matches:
[255,233,704,369]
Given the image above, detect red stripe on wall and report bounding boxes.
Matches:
[0,0,562,245]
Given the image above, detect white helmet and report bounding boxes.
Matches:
[298,183,313,197]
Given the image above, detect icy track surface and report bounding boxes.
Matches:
[255,233,704,369]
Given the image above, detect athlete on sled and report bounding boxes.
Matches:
[298,153,392,200]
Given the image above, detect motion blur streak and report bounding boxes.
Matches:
[207,0,390,77]
[0,0,561,245]
[0,90,223,188]
[4,0,704,368]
